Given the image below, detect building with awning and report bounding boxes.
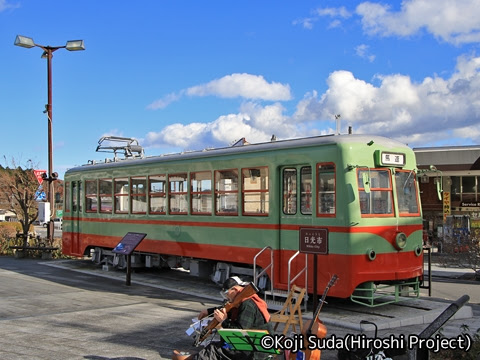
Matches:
[414,145,480,248]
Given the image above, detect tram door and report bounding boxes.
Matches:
[279,165,312,287]
[71,181,82,255]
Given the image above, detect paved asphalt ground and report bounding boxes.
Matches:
[0,256,479,360]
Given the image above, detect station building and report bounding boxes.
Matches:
[414,145,480,250]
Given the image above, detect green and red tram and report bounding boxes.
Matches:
[63,134,424,305]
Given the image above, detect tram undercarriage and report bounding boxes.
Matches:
[90,246,268,289]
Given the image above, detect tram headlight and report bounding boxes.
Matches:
[394,232,407,250]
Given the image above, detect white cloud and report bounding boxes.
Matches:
[144,55,480,152]
[147,92,183,110]
[145,122,209,149]
[356,0,480,45]
[292,17,315,30]
[147,73,292,110]
[0,0,19,12]
[144,101,303,150]
[314,6,352,19]
[186,73,292,101]
[355,44,376,62]
[293,54,480,145]
[297,0,480,45]
[294,6,352,30]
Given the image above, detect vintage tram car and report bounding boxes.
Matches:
[62,134,423,306]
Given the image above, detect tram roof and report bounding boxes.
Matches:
[66,134,410,174]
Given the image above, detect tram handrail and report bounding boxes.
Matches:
[288,251,308,312]
[253,246,274,301]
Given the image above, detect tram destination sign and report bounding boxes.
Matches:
[113,232,147,255]
[375,150,405,167]
[299,228,328,255]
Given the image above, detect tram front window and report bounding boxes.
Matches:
[395,170,420,215]
[358,169,393,216]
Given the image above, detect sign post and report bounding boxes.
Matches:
[299,228,328,311]
[33,170,46,185]
[112,232,147,286]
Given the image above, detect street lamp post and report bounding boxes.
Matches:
[14,35,85,243]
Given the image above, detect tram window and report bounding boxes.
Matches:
[301,167,312,215]
[242,167,269,216]
[283,168,297,215]
[169,173,188,214]
[131,177,147,214]
[191,171,212,215]
[99,178,113,213]
[65,182,71,213]
[215,169,238,215]
[317,163,335,216]
[85,180,98,213]
[149,175,166,214]
[78,181,83,213]
[114,177,129,214]
[358,169,393,216]
[72,182,78,212]
[395,170,420,215]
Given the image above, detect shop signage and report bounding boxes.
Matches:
[461,202,480,208]
[443,191,451,221]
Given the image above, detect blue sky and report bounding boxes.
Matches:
[1,0,480,178]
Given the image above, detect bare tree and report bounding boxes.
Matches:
[0,158,40,248]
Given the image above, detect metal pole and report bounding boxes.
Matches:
[46,47,55,243]
[126,254,132,286]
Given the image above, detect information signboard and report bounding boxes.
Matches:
[112,232,147,286]
[112,232,147,255]
[299,228,328,255]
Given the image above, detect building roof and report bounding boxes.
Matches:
[413,145,480,170]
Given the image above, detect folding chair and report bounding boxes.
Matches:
[270,285,306,335]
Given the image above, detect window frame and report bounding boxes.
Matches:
[395,169,421,217]
[149,174,167,215]
[241,167,269,216]
[300,166,312,215]
[169,173,188,215]
[215,169,239,216]
[191,171,212,215]
[64,182,71,213]
[114,177,130,214]
[316,163,336,217]
[282,168,297,215]
[99,178,113,213]
[131,176,147,214]
[85,179,98,213]
[357,168,394,218]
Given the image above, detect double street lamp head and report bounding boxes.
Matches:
[14,35,85,52]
